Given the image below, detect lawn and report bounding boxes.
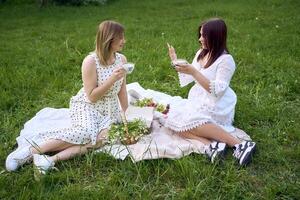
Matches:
[0,0,299,199]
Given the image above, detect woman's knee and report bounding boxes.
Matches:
[84,129,109,150]
[96,129,108,143]
[178,131,193,138]
[192,123,215,133]
[85,141,103,149]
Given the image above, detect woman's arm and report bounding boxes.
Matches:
[209,56,236,97]
[118,54,128,111]
[191,70,211,92]
[118,76,128,112]
[82,55,125,103]
[176,55,235,98]
[175,64,210,92]
[167,43,177,61]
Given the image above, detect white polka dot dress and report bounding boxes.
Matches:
[39,52,124,145]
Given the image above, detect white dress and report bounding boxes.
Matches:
[40,52,124,145]
[11,82,251,163]
[165,50,237,133]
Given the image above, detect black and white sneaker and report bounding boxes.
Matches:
[233,141,256,166]
[205,142,227,163]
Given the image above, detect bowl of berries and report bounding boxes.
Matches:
[134,98,169,114]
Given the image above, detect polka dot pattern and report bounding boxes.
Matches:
[40,53,124,145]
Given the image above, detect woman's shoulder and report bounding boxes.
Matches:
[82,54,97,70]
[192,49,202,62]
[217,53,235,66]
[221,53,234,59]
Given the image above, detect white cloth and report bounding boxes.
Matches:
[166,50,237,133]
[13,82,251,162]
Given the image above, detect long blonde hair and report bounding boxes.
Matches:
[95,20,124,65]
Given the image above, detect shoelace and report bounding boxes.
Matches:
[205,148,212,156]
[234,141,254,159]
[13,154,33,164]
[233,144,242,158]
[205,143,219,157]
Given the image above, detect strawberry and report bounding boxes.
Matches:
[148,102,156,107]
[162,109,169,114]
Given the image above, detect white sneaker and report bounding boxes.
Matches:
[33,154,55,174]
[205,142,227,163]
[233,141,256,166]
[5,147,33,172]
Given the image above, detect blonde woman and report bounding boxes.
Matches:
[6,20,128,173]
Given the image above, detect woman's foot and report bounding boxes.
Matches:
[5,147,33,171]
[205,141,227,163]
[233,141,256,166]
[33,154,55,174]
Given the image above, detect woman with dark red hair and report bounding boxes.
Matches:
[166,18,256,166]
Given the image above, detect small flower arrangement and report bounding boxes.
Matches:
[134,98,169,114]
[108,116,149,145]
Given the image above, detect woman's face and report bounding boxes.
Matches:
[199,27,207,49]
[111,33,126,52]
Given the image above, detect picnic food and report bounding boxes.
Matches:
[134,98,169,114]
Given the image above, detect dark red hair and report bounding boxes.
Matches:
[197,18,229,68]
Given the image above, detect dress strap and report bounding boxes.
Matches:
[89,52,101,83]
[90,52,101,69]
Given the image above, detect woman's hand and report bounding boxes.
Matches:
[167,43,177,61]
[175,63,196,76]
[111,66,126,82]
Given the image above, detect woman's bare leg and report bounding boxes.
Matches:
[50,145,88,162]
[50,129,108,162]
[30,139,73,154]
[191,123,241,147]
[179,131,212,145]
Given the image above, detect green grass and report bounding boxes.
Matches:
[0,0,299,199]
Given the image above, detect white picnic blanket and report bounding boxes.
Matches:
[14,82,251,162]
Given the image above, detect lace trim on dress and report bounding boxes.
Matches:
[165,119,210,132]
[178,73,194,87]
[209,80,217,97]
[209,80,229,98]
